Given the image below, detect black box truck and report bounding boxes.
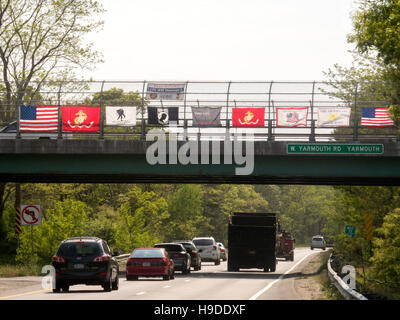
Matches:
[227,212,277,272]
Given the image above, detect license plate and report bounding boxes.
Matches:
[143,262,150,267]
[74,264,84,269]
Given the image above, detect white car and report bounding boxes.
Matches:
[311,235,326,250]
[192,237,220,265]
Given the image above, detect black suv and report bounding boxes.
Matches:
[173,240,202,271]
[52,237,119,292]
[154,243,191,274]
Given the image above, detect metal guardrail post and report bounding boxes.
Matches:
[99,81,105,140]
[353,82,359,141]
[309,120,316,142]
[268,119,274,141]
[141,81,147,141]
[226,81,231,137]
[57,81,63,139]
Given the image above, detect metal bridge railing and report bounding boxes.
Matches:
[0,80,398,142]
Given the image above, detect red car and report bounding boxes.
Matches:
[126,248,174,281]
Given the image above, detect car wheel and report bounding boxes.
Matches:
[311,247,314,250]
[103,275,112,292]
[112,274,119,290]
[215,259,220,266]
[61,284,69,292]
[53,280,62,293]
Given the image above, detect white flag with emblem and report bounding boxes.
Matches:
[106,106,137,126]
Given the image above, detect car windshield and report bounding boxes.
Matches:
[57,242,102,257]
[313,238,323,241]
[154,244,183,252]
[193,239,214,246]
[131,249,164,258]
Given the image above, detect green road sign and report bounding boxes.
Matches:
[345,225,356,238]
[287,144,384,154]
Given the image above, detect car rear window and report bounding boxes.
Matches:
[131,249,164,258]
[154,244,183,252]
[193,239,214,246]
[180,243,194,250]
[313,238,323,241]
[57,242,102,257]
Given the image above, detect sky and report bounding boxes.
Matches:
[83,0,358,81]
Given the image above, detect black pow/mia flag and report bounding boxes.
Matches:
[192,107,222,127]
[148,107,179,125]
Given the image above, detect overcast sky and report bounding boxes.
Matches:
[83,0,357,81]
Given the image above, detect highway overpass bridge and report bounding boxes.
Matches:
[1,80,400,185]
[0,138,399,185]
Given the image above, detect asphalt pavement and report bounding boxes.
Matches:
[0,248,321,300]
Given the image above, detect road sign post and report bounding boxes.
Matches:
[20,204,41,261]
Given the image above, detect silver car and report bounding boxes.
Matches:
[311,235,326,250]
[192,237,220,265]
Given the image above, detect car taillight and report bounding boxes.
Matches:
[52,256,65,263]
[93,255,109,262]
[220,248,225,252]
[213,245,217,250]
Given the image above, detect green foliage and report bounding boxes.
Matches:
[349,0,400,67]
[167,185,203,241]
[370,208,400,283]
[15,200,89,264]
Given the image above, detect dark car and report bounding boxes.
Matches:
[324,236,334,248]
[154,243,191,274]
[52,237,119,293]
[173,240,202,271]
[126,248,174,281]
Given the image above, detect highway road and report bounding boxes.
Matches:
[1,248,322,300]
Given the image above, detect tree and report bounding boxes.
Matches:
[167,185,203,241]
[370,208,400,284]
[16,199,89,264]
[0,0,104,120]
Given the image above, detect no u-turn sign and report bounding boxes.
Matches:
[21,205,42,226]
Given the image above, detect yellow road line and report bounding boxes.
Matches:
[0,288,50,300]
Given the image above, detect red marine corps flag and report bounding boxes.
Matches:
[232,107,265,127]
[61,106,101,132]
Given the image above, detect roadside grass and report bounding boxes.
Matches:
[312,250,343,300]
[0,255,42,277]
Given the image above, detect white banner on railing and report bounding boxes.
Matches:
[317,107,351,127]
[146,82,186,100]
[106,106,137,126]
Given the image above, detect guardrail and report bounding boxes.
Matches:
[327,253,368,300]
[1,80,399,142]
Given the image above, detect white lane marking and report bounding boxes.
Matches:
[163,285,171,288]
[136,291,146,295]
[249,251,318,300]
[184,279,191,282]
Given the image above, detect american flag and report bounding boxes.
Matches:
[361,107,394,127]
[286,112,299,123]
[19,106,59,132]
